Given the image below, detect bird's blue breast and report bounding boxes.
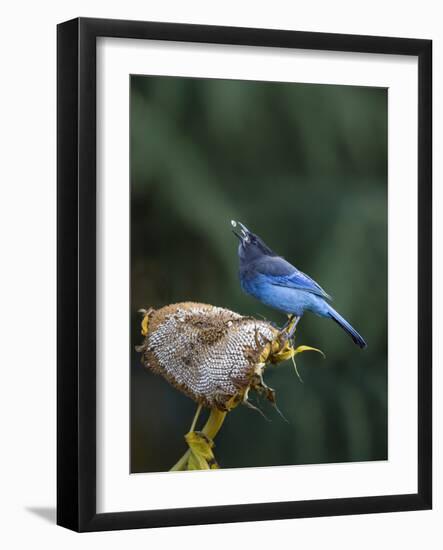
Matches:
[240,272,328,317]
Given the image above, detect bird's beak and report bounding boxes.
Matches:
[231,220,249,242]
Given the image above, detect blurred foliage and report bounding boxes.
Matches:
[130,75,387,473]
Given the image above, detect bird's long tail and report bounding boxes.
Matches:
[326,305,367,349]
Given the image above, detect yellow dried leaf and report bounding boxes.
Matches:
[185,431,219,470]
[141,315,149,337]
[293,345,326,359]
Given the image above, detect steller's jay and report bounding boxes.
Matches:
[231,221,367,349]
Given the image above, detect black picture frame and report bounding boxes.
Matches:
[57,17,432,532]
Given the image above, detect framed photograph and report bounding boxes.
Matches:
[57,17,432,531]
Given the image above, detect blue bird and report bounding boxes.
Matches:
[231,221,367,349]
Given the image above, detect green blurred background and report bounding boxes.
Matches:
[130,75,387,473]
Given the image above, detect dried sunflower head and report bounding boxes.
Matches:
[137,302,325,471]
[136,302,280,411]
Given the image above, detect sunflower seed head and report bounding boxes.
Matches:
[136,302,278,410]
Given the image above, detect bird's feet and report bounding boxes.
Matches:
[279,315,300,342]
[287,316,300,338]
[280,314,294,333]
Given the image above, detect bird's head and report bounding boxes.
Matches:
[231,220,275,263]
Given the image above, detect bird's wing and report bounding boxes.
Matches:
[271,270,333,300]
[255,256,332,300]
